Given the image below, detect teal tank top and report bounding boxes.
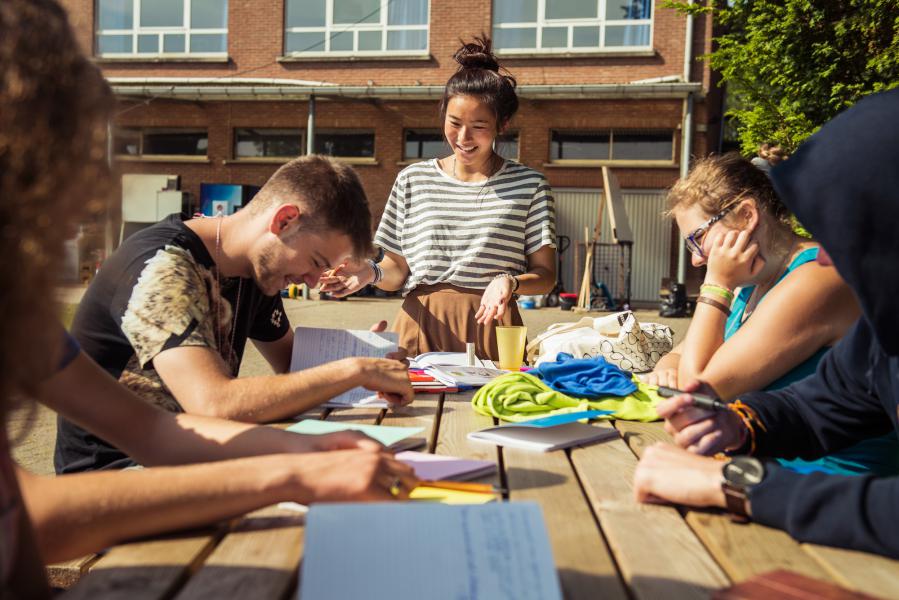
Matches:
[725,247,899,476]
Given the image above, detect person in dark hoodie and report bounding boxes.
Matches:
[632,88,899,558]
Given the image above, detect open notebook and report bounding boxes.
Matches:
[299,502,562,600]
[289,326,396,408]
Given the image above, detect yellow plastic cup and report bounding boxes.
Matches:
[496,326,527,371]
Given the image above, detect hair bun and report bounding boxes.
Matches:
[453,36,499,72]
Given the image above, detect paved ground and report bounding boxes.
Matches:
[9,288,690,476]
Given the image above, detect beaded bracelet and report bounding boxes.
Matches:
[700,283,735,303]
[494,272,519,293]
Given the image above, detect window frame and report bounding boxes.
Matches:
[113,127,210,161]
[492,0,653,55]
[284,0,430,58]
[233,128,306,161]
[95,0,229,59]
[548,129,675,167]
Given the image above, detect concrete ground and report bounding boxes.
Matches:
[9,289,690,476]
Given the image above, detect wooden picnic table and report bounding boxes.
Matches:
[57,391,899,599]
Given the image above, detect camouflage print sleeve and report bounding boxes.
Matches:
[120,245,218,369]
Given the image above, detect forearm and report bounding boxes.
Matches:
[41,353,318,466]
[17,456,300,563]
[197,358,371,422]
[514,266,554,295]
[373,255,408,292]
[677,304,728,384]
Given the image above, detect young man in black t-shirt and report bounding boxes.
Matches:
[57,156,413,473]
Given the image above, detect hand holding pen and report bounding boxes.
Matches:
[654,380,749,456]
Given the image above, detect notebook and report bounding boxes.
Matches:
[395,451,497,481]
[287,420,426,451]
[299,502,562,600]
[288,327,397,408]
[468,421,619,452]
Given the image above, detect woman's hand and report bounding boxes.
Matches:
[475,275,514,325]
[319,260,375,298]
[640,368,678,389]
[704,229,765,290]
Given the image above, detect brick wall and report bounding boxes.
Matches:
[61,0,710,87]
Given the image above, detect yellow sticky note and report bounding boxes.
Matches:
[409,486,497,505]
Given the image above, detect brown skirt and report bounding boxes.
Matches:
[393,283,524,362]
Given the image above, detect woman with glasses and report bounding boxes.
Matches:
[643,152,899,475]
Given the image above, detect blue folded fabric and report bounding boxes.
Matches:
[534,353,637,399]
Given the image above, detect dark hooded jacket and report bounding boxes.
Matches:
[740,88,899,557]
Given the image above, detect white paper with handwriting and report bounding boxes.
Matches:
[289,326,397,408]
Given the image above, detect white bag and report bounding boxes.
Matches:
[526,311,673,373]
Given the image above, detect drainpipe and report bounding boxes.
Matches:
[306,93,315,156]
[676,2,695,285]
[106,122,116,256]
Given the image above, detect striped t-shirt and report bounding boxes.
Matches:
[374,158,556,295]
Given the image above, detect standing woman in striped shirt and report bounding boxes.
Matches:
[322,36,557,361]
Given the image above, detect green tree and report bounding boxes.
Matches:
[668,0,899,154]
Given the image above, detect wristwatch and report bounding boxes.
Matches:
[722,456,765,521]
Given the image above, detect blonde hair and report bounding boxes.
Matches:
[667,152,792,230]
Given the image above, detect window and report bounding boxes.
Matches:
[550,130,673,162]
[493,0,651,53]
[404,129,444,160]
[285,0,429,55]
[96,0,228,57]
[314,130,375,158]
[235,129,304,159]
[114,128,208,157]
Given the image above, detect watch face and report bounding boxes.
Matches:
[724,457,765,486]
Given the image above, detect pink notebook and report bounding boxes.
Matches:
[395,451,497,481]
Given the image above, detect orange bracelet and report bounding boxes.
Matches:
[728,400,766,455]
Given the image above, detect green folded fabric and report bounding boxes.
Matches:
[472,372,663,423]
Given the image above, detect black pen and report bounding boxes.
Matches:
[657,386,730,411]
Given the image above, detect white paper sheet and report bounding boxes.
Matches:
[289,326,397,407]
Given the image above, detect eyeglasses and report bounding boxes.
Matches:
[684,205,734,258]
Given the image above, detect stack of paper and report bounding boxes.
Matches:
[299,503,562,600]
[395,451,496,481]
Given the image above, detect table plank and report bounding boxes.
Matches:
[572,426,730,599]
[175,506,304,600]
[48,555,99,590]
[504,445,629,600]
[63,526,226,600]
[804,544,899,598]
[615,421,838,584]
[379,393,441,452]
[433,390,501,488]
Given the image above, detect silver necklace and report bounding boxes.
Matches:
[453,153,502,201]
[215,216,243,374]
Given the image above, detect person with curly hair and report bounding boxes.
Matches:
[0,2,414,595]
[320,36,557,362]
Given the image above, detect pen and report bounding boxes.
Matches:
[417,480,506,495]
[657,386,730,411]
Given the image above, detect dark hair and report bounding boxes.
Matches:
[666,152,793,229]
[0,0,114,411]
[252,155,374,258]
[439,35,519,128]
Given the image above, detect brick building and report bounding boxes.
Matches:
[60,0,721,302]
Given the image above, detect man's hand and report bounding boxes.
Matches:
[633,443,727,508]
[352,357,414,407]
[292,448,418,502]
[658,380,747,455]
